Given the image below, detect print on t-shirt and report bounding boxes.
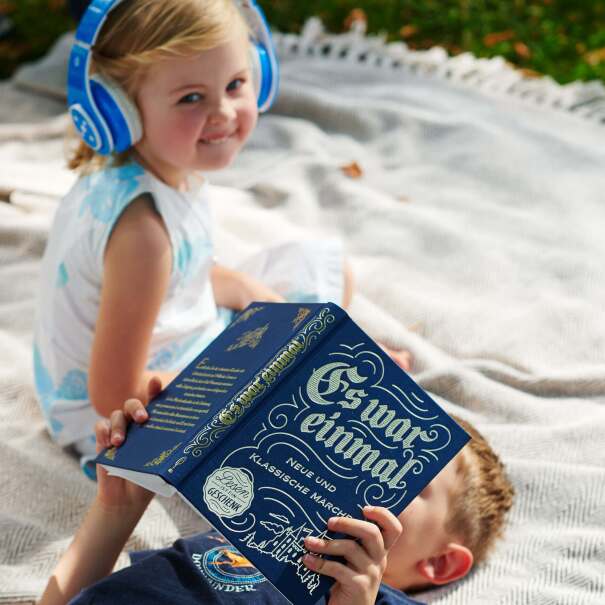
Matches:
[193,535,267,593]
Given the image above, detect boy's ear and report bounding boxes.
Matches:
[416,543,473,586]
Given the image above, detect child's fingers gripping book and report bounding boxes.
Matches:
[97,302,469,604]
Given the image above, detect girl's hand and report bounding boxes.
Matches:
[303,506,403,605]
[94,377,162,513]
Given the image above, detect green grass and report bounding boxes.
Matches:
[1,1,605,85]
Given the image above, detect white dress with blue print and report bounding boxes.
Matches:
[33,161,344,450]
[33,161,222,446]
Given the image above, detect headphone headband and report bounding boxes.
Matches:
[76,0,123,46]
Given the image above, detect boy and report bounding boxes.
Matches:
[39,384,514,605]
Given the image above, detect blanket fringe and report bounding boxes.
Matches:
[8,19,605,129]
[274,18,605,125]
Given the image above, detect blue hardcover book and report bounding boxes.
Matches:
[97,302,469,605]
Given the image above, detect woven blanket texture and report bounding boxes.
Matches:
[1,21,604,605]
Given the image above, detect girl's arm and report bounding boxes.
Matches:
[88,195,176,418]
[211,263,285,310]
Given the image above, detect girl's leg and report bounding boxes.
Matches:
[341,259,354,309]
[342,259,413,372]
[378,344,413,372]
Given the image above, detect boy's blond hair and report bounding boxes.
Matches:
[446,415,514,566]
[68,0,248,172]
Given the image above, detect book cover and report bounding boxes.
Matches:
[98,302,469,604]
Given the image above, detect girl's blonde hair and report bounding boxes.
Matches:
[68,0,248,173]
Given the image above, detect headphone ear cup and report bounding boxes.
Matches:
[89,73,143,153]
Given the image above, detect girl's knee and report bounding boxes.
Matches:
[342,259,354,308]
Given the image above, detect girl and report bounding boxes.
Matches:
[33,0,411,475]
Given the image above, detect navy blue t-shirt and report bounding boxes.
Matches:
[69,531,425,605]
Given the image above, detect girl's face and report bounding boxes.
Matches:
[134,31,258,189]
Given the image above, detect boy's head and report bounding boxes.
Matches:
[382,415,514,593]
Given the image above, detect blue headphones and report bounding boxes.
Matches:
[67,0,279,155]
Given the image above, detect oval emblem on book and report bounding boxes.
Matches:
[203,467,254,518]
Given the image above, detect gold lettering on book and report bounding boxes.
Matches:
[146,424,187,434]
[167,307,336,474]
[155,403,204,414]
[152,417,195,428]
[218,339,304,426]
[195,358,245,373]
[176,382,227,395]
[154,410,199,421]
[177,383,228,394]
[192,371,237,381]
[183,377,233,387]
[165,396,209,406]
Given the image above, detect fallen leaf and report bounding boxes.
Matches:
[518,67,541,78]
[483,30,515,47]
[514,41,532,59]
[340,161,363,179]
[0,187,13,202]
[344,9,367,31]
[399,25,418,39]
[584,47,605,66]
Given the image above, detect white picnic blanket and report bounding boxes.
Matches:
[1,20,604,605]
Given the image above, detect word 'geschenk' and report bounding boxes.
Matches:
[301,361,444,490]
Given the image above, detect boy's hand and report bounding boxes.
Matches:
[94,377,162,514]
[303,506,402,605]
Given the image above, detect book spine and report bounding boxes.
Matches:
[163,303,346,484]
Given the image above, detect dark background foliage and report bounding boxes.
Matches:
[1,1,604,84]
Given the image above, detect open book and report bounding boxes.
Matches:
[97,302,469,604]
